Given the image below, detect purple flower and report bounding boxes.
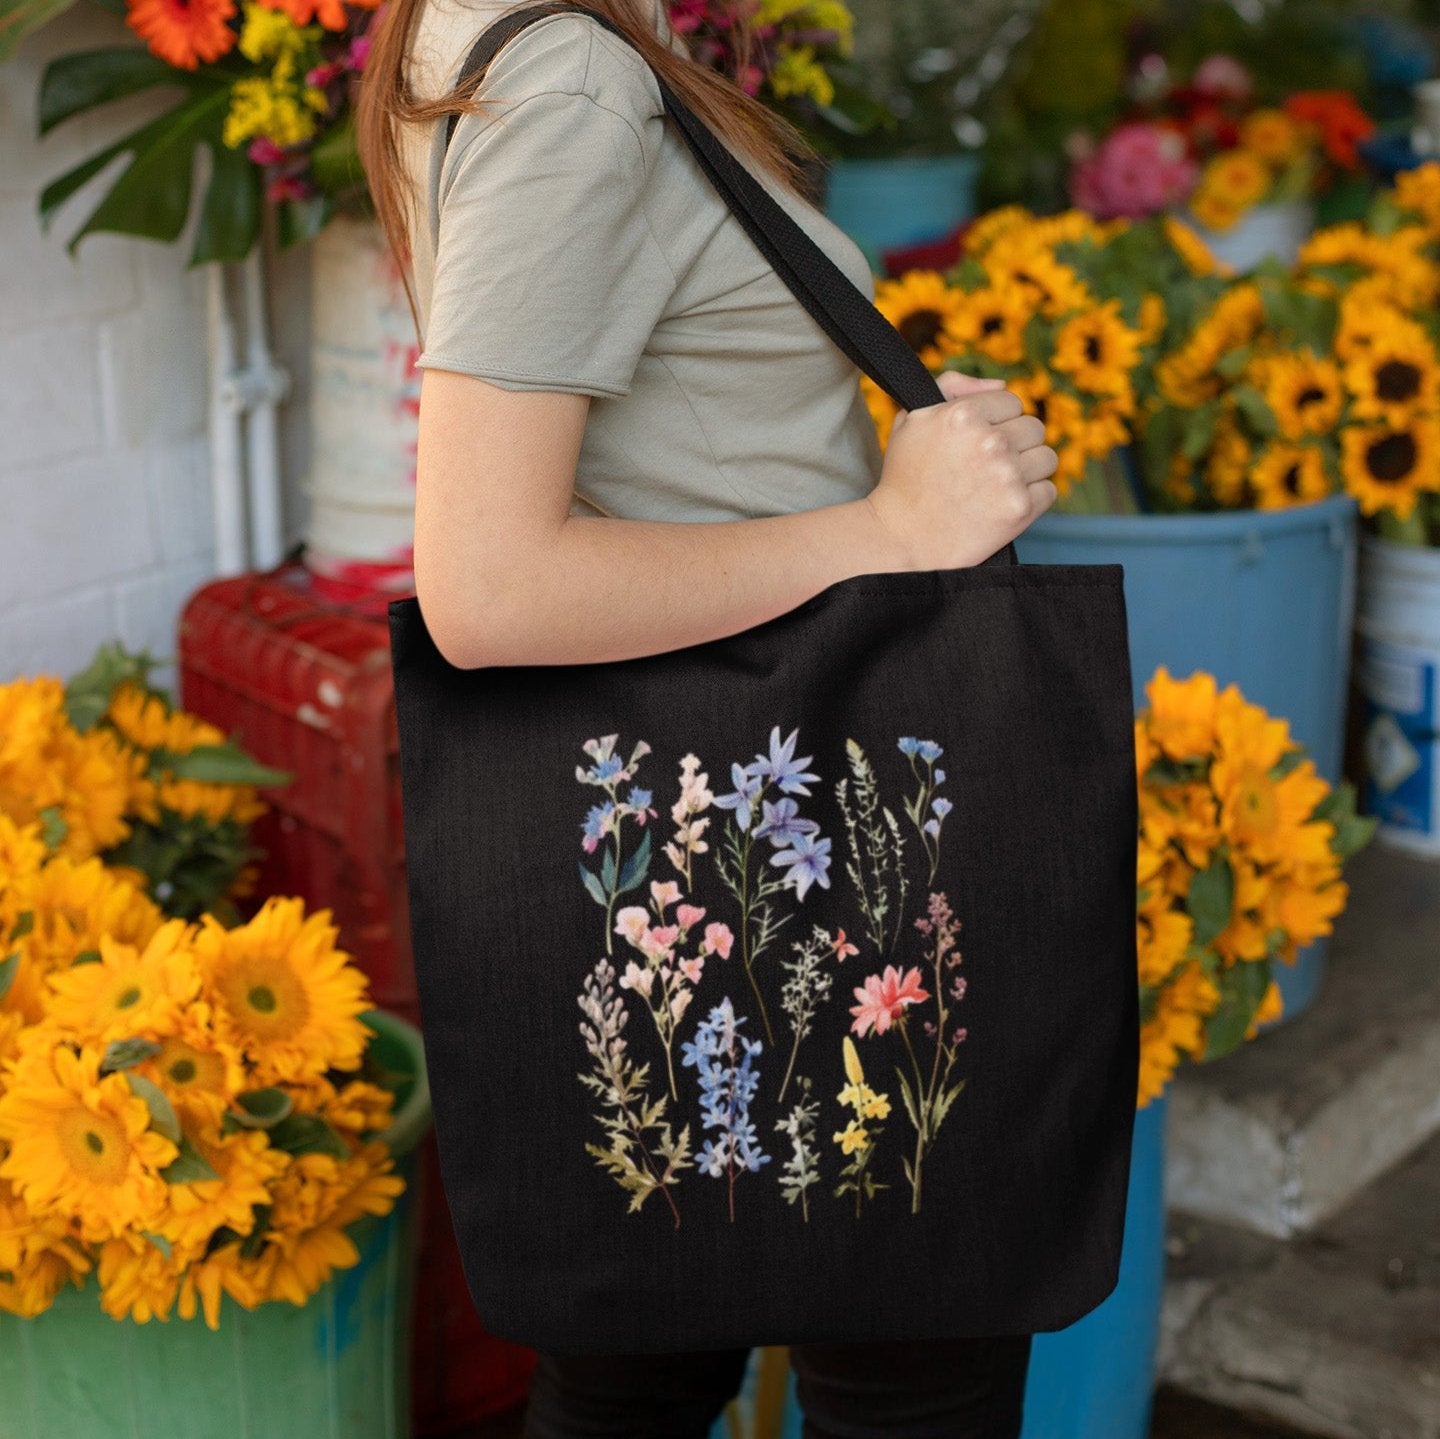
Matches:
[581,802,615,853]
[745,726,819,796]
[753,796,820,848]
[713,763,763,830]
[770,831,832,902]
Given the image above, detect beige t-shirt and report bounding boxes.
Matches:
[402,0,884,521]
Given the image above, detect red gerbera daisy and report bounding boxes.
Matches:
[126,0,238,70]
[257,0,378,30]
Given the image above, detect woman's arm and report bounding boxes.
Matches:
[415,368,1056,669]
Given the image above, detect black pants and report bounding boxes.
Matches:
[522,1336,1033,1439]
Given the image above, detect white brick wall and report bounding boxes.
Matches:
[1,5,310,687]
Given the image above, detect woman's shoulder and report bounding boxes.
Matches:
[412,2,665,140]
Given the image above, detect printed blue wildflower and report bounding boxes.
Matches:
[745,726,820,796]
[753,796,821,849]
[770,831,833,901]
[917,740,944,763]
[713,763,764,830]
[581,802,614,850]
[932,798,953,819]
[898,737,920,757]
[681,996,770,1217]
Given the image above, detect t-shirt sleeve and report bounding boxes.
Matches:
[417,78,675,398]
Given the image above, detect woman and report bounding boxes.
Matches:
[359,2,1059,1434]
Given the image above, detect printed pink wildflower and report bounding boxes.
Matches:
[614,906,649,946]
[703,922,735,959]
[676,904,706,930]
[831,928,859,961]
[650,880,682,911]
[641,925,681,960]
[849,965,931,1038]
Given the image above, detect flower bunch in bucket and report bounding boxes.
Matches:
[0,643,289,922]
[1134,669,1373,1106]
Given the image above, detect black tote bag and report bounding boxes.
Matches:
[389,2,1139,1354]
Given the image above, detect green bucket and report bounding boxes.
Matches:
[0,1008,432,1439]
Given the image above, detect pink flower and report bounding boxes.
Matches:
[650,879,681,911]
[619,961,654,998]
[676,903,706,931]
[670,989,694,1022]
[1069,122,1198,219]
[703,922,734,959]
[1192,53,1253,102]
[679,956,704,985]
[305,61,343,88]
[831,928,859,961]
[247,137,287,166]
[265,175,311,204]
[614,906,649,946]
[641,924,680,960]
[345,35,372,70]
[849,965,931,1038]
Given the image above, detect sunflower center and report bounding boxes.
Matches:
[248,985,277,1013]
[169,1058,197,1084]
[1084,335,1103,364]
[1367,432,1418,483]
[1376,360,1421,403]
[221,955,311,1042]
[1283,464,1302,495]
[897,309,943,353]
[58,1107,130,1186]
[1033,395,1049,425]
[980,313,1005,336]
[115,986,142,1009]
[1296,385,1327,410]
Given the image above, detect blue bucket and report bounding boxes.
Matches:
[1019,1094,1168,1439]
[1015,496,1359,1021]
[823,154,982,270]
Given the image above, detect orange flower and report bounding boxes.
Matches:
[257,0,376,28]
[1284,91,1375,170]
[125,0,238,69]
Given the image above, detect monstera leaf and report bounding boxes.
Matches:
[38,45,262,265]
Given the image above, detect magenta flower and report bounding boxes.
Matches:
[1069,122,1198,219]
[849,965,931,1037]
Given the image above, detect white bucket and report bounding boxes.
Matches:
[300,216,420,590]
[1355,533,1440,856]
[1175,198,1316,274]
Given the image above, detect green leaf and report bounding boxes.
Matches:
[126,1072,181,1144]
[191,131,262,266]
[268,1112,349,1160]
[8,910,33,943]
[894,1068,922,1140]
[0,952,18,1004]
[239,1203,272,1259]
[37,805,68,850]
[276,193,331,250]
[0,0,81,64]
[616,829,652,895]
[308,110,362,198]
[1215,346,1252,381]
[1180,400,1220,461]
[930,1079,965,1137]
[600,847,617,892]
[229,1088,293,1130]
[1188,855,1235,948]
[72,949,102,966]
[141,1231,172,1260]
[1202,960,1274,1061]
[64,640,164,732]
[38,47,186,136]
[101,1037,162,1073]
[154,740,290,787]
[162,1134,219,1184]
[1231,384,1277,440]
[579,863,607,907]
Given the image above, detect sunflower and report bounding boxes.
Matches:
[95,1231,182,1323]
[1192,149,1272,232]
[1250,352,1344,440]
[0,1176,90,1318]
[153,1127,288,1259]
[1263,863,1348,956]
[1052,300,1142,398]
[944,285,1030,366]
[0,1042,178,1242]
[192,895,371,1084]
[288,1074,396,1136]
[1333,289,1413,362]
[1205,409,1253,507]
[1157,285,1265,408]
[1144,667,1219,763]
[1009,371,1087,495]
[1162,216,1229,278]
[1251,443,1332,510]
[873,271,969,369]
[137,1007,246,1126]
[124,0,238,69]
[1137,898,1193,990]
[1238,108,1306,166]
[154,775,268,827]
[1243,979,1284,1040]
[1344,323,1440,424]
[860,374,900,453]
[43,918,200,1044]
[988,247,1094,320]
[1298,224,1440,310]
[1214,858,1272,966]
[1340,415,1440,520]
[1138,959,1220,1108]
[963,205,1033,258]
[1393,162,1440,231]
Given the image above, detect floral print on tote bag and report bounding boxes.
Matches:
[575,728,972,1226]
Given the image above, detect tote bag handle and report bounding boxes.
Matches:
[445,2,1017,567]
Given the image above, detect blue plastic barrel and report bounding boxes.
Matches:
[823,154,982,270]
[1015,495,1359,1021]
[1019,1094,1168,1439]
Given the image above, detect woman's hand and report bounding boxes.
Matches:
[865,370,1059,571]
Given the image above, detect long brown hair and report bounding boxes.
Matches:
[357,0,816,292]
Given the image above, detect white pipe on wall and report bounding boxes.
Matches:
[206,265,249,577]
[240,246,289,571]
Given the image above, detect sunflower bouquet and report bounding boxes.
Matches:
[29,0,378,264]
[1135,668,1373,1108]
[0,643,289,922]
[1142,163,1440,530]
[0,815,406,1326]
[864,207,1224,510]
